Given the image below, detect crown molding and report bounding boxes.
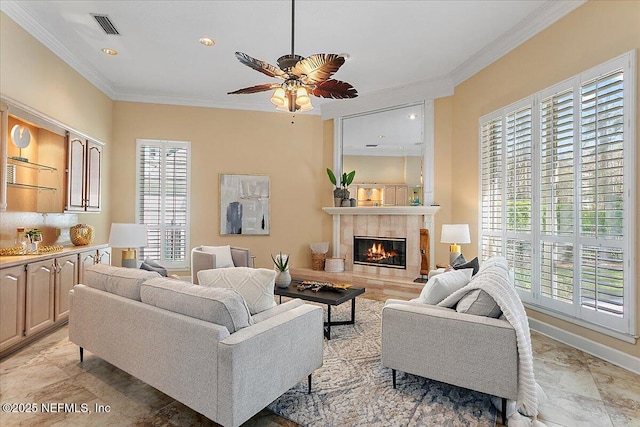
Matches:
[450,0,586,86]
[1,0,117,99]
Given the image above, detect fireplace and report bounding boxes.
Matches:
[353,236,407,269]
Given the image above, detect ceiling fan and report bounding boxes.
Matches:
[228,0,358,112]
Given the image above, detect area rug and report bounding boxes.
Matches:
[268,298,496,427]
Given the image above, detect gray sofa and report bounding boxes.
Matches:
[69,265,323,427]
[381,263,519,423]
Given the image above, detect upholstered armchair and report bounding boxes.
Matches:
[191,245,251,284]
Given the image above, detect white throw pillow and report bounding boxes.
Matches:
[200,245,235,268]
[418,268,474,305]
[197,267,276,315]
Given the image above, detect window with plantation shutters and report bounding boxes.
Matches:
[479,51,635,338]
[135,140,191,269]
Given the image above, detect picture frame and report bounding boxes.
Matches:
[219,174,270,235]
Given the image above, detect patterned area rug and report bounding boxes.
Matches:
[268,298,496,427]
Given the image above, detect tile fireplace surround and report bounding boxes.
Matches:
[322,207,440,281]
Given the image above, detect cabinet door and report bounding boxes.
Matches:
[66,135,87,212]
[78,250,97,284]
[54,254,78,321]
[97,247,112,265]
[395,186,408,206]
[85,141,102,212]
[383,186,396,206]
[25,260,55,336]
[0,266,26,352]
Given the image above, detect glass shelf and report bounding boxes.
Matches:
[8,182,57,191]
[8,157,57,172]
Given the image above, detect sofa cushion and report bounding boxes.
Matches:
[84,263,161,301]
[452,257,480,276]
[197,267,276,315]
[417,268,474,305]
[140,258,168,277]
[456,288,503,318]
[140,277,253,333]
[200,245,235,268]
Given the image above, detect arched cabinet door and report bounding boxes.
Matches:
[0,266,26,352]
[65,133,102,212]
[25,260,55,336]
[54,254,78,321]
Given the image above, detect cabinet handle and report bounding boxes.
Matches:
[5,275,18,281]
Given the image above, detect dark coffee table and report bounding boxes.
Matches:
[274,279,365,339]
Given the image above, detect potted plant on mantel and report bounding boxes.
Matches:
[327,168,356,207]
[271,252,291,288]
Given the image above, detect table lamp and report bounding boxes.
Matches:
[440,224,471,264]
[108,223,148,268]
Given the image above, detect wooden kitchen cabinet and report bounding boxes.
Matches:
[78,247,111,284]
[66,133,103,212]
[54,254,78,321]
[25,259,55,336]
[0,265,26,352]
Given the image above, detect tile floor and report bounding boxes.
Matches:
[1,291,638,427]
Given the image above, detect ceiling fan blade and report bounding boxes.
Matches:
[227,83,280,95]
[292,54,345,84]
[310,79,358,99]
[234,52,287,79]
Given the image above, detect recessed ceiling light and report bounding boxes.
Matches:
[101,48,117,55]
[199,37,215,46]
[378,135,385,139]
[408,114,417,120]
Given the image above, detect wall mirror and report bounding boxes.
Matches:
[340,103,425,206]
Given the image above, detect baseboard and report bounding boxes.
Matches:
[529,318,640,375]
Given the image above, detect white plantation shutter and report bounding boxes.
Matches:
[505,105,533,293]
[479,52,635,337]
[539,89,576,310]
[579,69,626,325]
[136,140,190,269]
[480,117,503,258]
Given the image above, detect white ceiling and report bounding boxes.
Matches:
[1,0,584,116]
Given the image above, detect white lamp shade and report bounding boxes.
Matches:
[108,223,148,248]
[440,224,471,244]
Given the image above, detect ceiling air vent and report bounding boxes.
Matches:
[365,144,378,148]
[91,14,120,35]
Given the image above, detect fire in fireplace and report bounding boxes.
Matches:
[353,236,407,269]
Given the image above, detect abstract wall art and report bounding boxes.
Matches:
[219,174,270,235]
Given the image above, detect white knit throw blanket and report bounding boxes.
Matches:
[438,267,545,418]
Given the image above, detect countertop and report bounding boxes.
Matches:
[0,244,109,268]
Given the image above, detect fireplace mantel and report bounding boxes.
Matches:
[322,206,440,269]
[322,206,440,216]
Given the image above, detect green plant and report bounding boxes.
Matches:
[25,229,43,243]
[271,252,290,271]
[326,168,356,189]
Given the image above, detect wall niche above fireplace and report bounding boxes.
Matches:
[353,236,407,269]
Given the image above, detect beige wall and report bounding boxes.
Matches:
[438,0,640,357]
[112,102,328,272]
[0,12,113,244]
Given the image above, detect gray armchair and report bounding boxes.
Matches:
[191,246,251,284]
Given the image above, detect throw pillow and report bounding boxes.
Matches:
[140,278,253,334]
[450,253,468,267]
[452,257,480,276]
[197,267,276,315]
[140,258,168,277]
[84,263,161,301]
[418,268,474,305]
[456,288,503,318]
[200,245,235,268]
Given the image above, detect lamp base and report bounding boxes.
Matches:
[449,250,461,264]
[121,248,137,268]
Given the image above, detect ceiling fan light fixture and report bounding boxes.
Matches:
[295,87,310,106]
[270,87,286,106]
[298,102,313,112]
